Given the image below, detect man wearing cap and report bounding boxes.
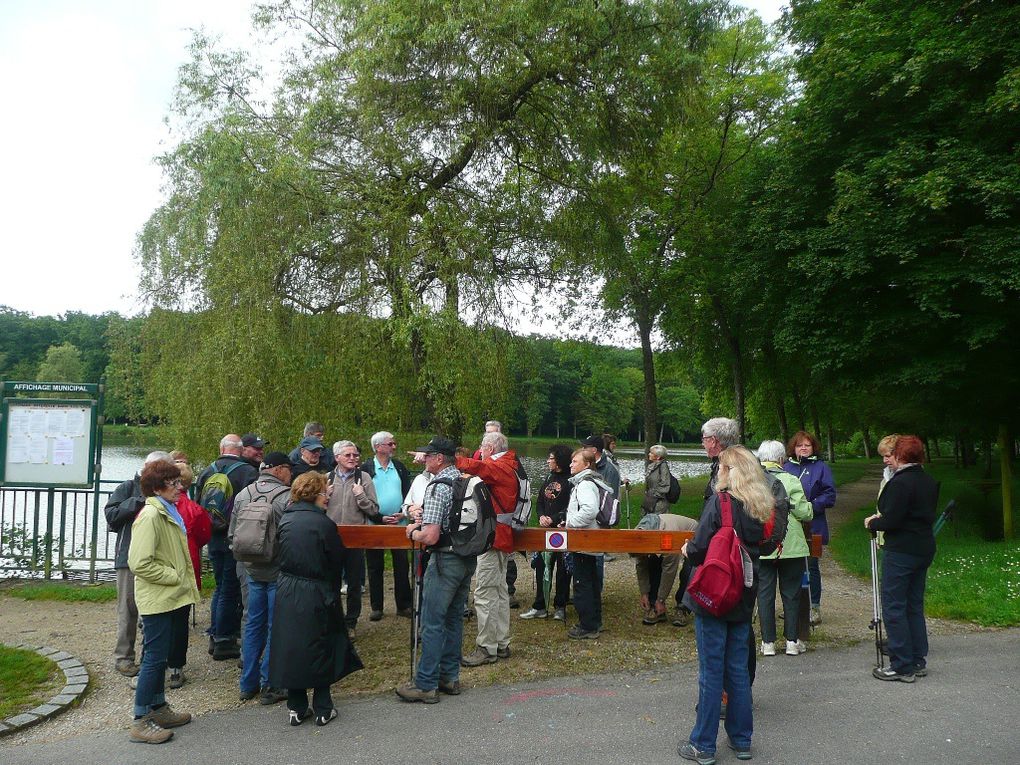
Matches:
[397,437,475,704]
[456,431,520,667]
[290,436,329,481]
[229,452,291,705]
[289,422,336,473]
[582,435,621,499]
[196,434,259,661]
[240,434,266,470]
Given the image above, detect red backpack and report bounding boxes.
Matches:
[686,492,751,617]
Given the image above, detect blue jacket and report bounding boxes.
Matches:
[782,456,836,544]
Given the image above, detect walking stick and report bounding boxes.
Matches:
[933,499,956,536]
[410,543,425,682]
[624,482,631,529]
[869,532,885,669]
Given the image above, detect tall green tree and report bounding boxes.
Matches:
[36,343,85,383]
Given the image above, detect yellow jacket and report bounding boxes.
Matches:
[128,496,201,616]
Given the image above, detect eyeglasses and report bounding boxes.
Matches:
[317,492,329,498]
[339,452,359,459]
[166,479,183,488]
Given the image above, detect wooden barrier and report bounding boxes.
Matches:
[336,524,823,558]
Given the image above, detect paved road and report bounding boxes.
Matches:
[5,630,1018,765]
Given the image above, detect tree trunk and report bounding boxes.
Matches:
[1000,424,1014,540]
[709,293,746,442]
[777,396,790,446]
[791,384,806,431]
[825,421,835,463]
[862,427,873,459]
[982,435,993,479]
[933,438,942,458]
[811,405,822,445]
[659,421,665,442]
[634,303,658,456]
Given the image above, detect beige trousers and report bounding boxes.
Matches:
[115,567,139,662]
[474,549,510,653]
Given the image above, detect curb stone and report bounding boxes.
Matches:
[0,643,90,737]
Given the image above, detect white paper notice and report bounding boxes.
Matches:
[47,409,68,436]
[29,409,48,437]
[8,435,30,463]
[10,407,31,434]
[65,409,87,437]
[28,438,49,463]
[53,438,75,466]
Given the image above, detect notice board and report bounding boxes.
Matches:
[0,398,97,488]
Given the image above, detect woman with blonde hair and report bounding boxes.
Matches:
[679,445,771,765]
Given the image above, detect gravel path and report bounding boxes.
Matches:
[1,465,987,748]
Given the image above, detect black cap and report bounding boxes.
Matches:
[581,434,605,451]
[241,433,266,448]
[414,436,457,457]
[299,436,325,451]
[261,451,291,469]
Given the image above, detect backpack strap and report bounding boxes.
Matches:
[719,491,734,528]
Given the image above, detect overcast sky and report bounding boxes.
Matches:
[0,0,786,319]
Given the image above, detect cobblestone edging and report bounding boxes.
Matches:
[0,644,89,737]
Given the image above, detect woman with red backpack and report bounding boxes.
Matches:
[678,445,772,765]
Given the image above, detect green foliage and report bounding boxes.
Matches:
[2,582,118,603]
[0,645,60,720]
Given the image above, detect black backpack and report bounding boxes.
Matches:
[666,472,682,504]
[428,475,496,556]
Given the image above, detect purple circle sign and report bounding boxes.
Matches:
[548,532,565,549]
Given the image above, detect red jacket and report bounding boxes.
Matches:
[455,450,519,553]
[177,495,212,589]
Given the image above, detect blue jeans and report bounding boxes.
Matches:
[134,606,187,717]
[689,613,753,754]
[241,579,277,694]
[415,551,476,691]
[208,538,241,641]
[807,555,821,607]
[572,553,603,632]
[881,549,931,674]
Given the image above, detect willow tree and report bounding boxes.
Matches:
[138,0,687,443]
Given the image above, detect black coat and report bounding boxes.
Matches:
[104,475,144,569]
[537,470,572,526]
[872,464,938,560]
[268,501,362,689]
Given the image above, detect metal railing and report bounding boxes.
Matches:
[0,480,124,581]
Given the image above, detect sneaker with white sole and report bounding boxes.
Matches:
[872,666,915,683]
[315,708,338,726]
[786,639,807,655]
[761,641,776,657]
[677,741,716,765]
[519,607,547,620]
[553,608,566,621]
[289,708,313,726]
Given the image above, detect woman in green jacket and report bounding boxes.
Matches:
[756,441,814,658]
[127,459,201,745]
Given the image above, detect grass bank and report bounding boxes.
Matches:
[0,645,63,720]
[828,460,1020,627]
[1,581,117,603]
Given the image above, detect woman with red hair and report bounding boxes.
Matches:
[864,436,938,682]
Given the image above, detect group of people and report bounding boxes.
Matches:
[104,415,939,761]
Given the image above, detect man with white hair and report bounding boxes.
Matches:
[361,431,413,620]
[104,450,172,676]
[700,417,741,499]
[457,431,520,666]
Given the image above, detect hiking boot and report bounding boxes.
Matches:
[553,608,566,621]
[289,708,313,726]
[148,704,191,729]
[567,625,599,640]
[397,607,413,618]
[438,678,461,695]
[761,642,776,657]
[396,683,439,704]
[672,608,690,628]
[786,640,807,655]
[315,708,338,726]
[129,716,173,744]
[240,688,258,701]
[260,686,288,705]
[369,610,384,622]
[642,608,666,625]
[727,740,753,760]
[810,606,821,626]
[461,646,498,667]
[873,666,915,683]
[212,640,240,661]
[519,607,547,620]
[115,659,139,677]
[677,742,716,765]
[496,645,511,660]
[168,668,185,689]
[914,665,929,677]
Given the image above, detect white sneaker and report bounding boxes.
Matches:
[519,608,547,620]
[786,639,807,655]
[761,642,776,656]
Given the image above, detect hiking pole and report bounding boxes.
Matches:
[624,483,631,529]
[410,543,424,683]
[933,499,956,536]
[868,532,884,669]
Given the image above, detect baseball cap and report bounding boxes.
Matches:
[413,436,457,457]
[299,436,325,452]
[580,434,605,451]
[261,451,291,469]
[241,433,266,448]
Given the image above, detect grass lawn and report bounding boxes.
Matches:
[1,582,117,603]
[0,645,63,720]
[828,459,1020,627]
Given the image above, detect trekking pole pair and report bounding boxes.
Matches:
[410,543,425,682]
[868,531,884,669]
